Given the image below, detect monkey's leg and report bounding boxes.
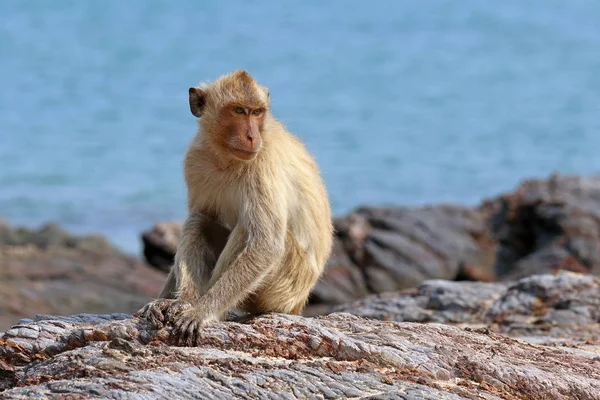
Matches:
[159,267,177,299]
[136,213,229,329]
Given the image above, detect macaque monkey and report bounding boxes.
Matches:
[137,70,333,345]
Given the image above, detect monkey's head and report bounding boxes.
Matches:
[189,70,270,162]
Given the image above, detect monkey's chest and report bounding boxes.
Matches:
[204,186,241,229]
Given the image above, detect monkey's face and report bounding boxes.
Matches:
[219,105,265,161]
[188,70,270,162]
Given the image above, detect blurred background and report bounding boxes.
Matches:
[1,1,600,331]
[2,0,598,255]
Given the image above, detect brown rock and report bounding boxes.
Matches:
[334,205,496,293]
[0,222,164,332]
[1,273,599,399]
[140,221,181,273]
[482,173,600,280]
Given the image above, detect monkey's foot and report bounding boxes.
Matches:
[172,308,218,346]
[134,299,192,330]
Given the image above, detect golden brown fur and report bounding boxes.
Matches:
[137,70,333,344]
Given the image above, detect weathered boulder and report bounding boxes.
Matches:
[307,238,370,312]
[0,222,164,332]
[140,221,182,274]
[331,272,600,343]
[334,205,495,293]
[482,173,600,280]
[1,273,599,399]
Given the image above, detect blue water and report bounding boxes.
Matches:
[1,1,599,254]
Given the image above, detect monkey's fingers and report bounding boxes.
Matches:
[173,316,202,347]
[146,305,166,330]
[133,305,147,319]
[164,300,192,323]
[173,318,191,346]
[134,303,154,322]
[183,321,201,347]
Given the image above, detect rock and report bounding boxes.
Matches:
[331,271,600,342]
[334,205,496,293]
[481,173,600,280]
[307,239,369,311]
[331,279,507,326]
[487,272,600,338]
[140,173,600,310]
[1,274,599,399]
[0,222,119,255]
[141,221,182,273]
[142,205,496,309]
[0,222,165,332]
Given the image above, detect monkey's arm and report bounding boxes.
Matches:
[207,224,285,314]
[174,207,286,343]
[136,213,230,328]
[173,213,231,301]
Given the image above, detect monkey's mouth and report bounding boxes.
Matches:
[230,147,260,160]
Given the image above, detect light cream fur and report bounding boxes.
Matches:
[156,70,333,324]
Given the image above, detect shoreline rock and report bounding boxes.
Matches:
[330,271,600,342]
[0,222,165,332]
[142,173,600,311]
[1,272,598,399]
[3,172,600,336]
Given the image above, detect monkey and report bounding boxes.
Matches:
[136,70,334,345]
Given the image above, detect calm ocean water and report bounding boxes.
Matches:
[1,1,599,254]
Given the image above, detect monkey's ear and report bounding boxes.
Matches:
[189,87,206,118]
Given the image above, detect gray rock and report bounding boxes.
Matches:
[1,272,599,399]
[140,221,182,274]
[330,279,507,325]
[332,272,600,344]
[482,173,600,280]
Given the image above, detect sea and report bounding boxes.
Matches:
[1,1,599,255]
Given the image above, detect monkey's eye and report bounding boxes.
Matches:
[252,109,263,116]
[234,107,245,114]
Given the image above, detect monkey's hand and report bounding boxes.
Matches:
[134,299,192,330]
[172,307,219,346]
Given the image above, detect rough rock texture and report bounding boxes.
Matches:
[0,222,165,332]
[331,272,600,342]
[482,173,600,280]
[1,273,599,399]
[140,221,182,274]
[332,205,495,293]
[143,174,600,309]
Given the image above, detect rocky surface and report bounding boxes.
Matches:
[1,272,599,399]
[331,271,600,342]
[482,173,600,280]
[0,222,165,332]
[141,221,182,274]
[143,173,600,309]
[329,205,496,294]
